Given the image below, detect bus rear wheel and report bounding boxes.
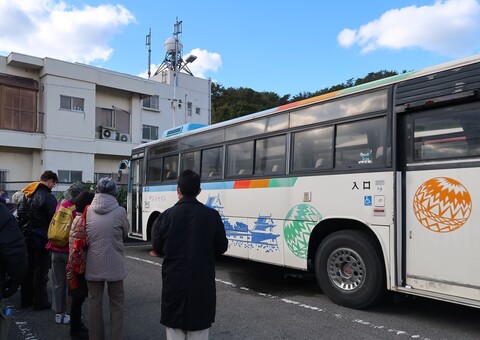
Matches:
[315,230,385,309]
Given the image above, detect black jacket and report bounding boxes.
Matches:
[152,196,228,331]
[17,183,57,234]
[0,204,28,296]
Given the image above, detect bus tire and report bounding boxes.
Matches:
[315,230,385,309]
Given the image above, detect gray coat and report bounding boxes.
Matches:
[85,193,129,282]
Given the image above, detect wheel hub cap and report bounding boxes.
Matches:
[327,248,365,291]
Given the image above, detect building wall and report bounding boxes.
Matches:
[0,52,211,185]
[0,149,37,181]
[41,74,96,139]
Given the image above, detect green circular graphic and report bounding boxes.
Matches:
[284,204,322,259]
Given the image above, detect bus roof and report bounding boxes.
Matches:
[135,53,480,151]
[161,123,208,138]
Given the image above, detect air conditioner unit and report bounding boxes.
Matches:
[101,127,117,140]
[118,133,131,142]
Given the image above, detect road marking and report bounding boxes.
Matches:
[3,302,39,340]
[215,278,430,340]
[129,256,431,340]
[126,255,162,267]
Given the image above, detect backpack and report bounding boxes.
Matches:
[48,204,75,247]
[16,194,31,229]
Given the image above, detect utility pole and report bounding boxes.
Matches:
[172,18,182,127]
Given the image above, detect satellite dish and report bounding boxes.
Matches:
[164,37,182,53]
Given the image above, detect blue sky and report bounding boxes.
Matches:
[1,0,480,96]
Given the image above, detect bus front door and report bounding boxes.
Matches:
[128,158,143,239]
[402,108,480,305]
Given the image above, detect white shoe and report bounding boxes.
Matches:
[63,314,70,324]
[55,313,63,324]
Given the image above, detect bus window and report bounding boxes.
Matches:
[149,140,180,156]
[225,114,288,140]
[292,126,333,171]
[254,135,286,175]
[162,155,178,181]
[181,151,201,174]
[184,129,224,148]
[147,157,162,183]
[335,117,386,167]
[413,109,480,161]
[226,141,254,177]
[290,90,388,128]
[201,147,223,180]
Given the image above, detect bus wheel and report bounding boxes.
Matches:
[315,230,385,309]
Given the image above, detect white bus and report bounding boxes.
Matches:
[122,55,480,309]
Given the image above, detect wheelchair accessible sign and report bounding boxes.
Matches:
[364,196,372,206]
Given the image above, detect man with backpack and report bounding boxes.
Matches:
[17,170,58,311]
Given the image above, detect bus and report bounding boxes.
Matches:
[121,54,480,309]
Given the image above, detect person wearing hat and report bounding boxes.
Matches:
[46,182,84,325]
[85,177,129,340]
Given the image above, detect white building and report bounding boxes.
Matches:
[0,52,211,190]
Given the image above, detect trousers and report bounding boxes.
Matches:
[87,280,124,340]
[51,251,69,313]
[166,327,210,340]
[21,244,50,309]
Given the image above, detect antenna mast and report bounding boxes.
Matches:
[146,28,152,78]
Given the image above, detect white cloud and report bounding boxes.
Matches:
[337,0,480,57]
[0,0,135,63]
[184,48,222,79]
[137,48,222,79]
[137,63,160,79]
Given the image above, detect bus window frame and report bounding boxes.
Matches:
[200,146,224,181]
[406,101,480,166]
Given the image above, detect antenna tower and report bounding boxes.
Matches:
[146,28,152,78]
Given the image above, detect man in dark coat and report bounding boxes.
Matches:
[152,169,228,340]
[17,170,58,310]
[0,202,28,339]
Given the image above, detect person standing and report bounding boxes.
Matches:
[85,178,129,340]
[17,170,58,311]
[152,169,228,340]
[68,190,94,339]
[0,203,28,339]
[47,183,83,325]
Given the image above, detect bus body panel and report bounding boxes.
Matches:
[140,171,394,271]
[405,166,480,301]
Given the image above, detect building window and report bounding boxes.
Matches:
[60,95,84,112]
[143,124,159,140]
[0,169,6,186]
[95,107,131,135]
[196,107,201,115]
[143,95,159,110]
[0,85,37,132]
[58,170,82,183]
[187,102,192,116]
[94,172,112,183]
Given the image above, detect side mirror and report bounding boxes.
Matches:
[119,160,129,170]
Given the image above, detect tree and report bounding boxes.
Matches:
[211,69,403,123]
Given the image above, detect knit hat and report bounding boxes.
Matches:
[64,183,84,202]
[96,177,118,197]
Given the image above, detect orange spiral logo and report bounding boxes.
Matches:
[413,177,472,233]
